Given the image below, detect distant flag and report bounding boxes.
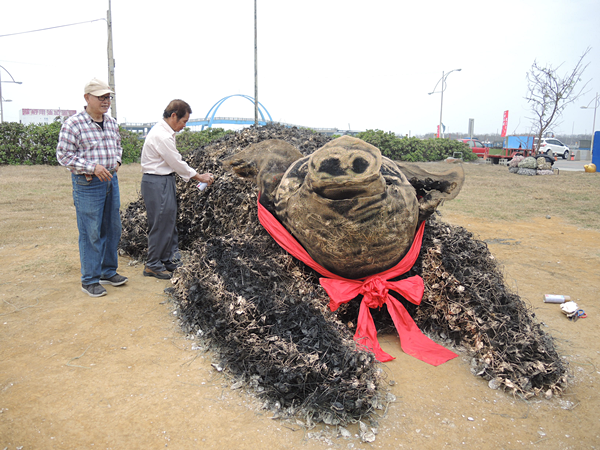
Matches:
[437,125,440,138]
[501,110,509,137]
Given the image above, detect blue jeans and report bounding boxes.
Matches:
[71,173,122,285]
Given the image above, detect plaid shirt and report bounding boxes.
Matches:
[56,109,122,174]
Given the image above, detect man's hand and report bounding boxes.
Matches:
[195,172,215,186]
[94,164,113,182]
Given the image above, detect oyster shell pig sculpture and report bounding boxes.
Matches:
[224,135,465,280]
[224,135,465,364]
[121,126,566,427]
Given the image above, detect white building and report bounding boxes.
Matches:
[19,108,76,125]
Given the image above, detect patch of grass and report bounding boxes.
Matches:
[117,163,143,206]
[436,162,600,231]
[0,164,143,247]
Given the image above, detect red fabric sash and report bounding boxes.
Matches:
[257,197,457,365]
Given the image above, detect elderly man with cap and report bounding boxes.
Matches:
[56,78,128,297]
[140,99,214,280]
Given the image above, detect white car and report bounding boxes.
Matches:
[537,138,570,159]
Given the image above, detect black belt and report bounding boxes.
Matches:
[144,172,175,176]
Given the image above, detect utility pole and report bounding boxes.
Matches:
[107,0,117,120]
[254,0,258,126]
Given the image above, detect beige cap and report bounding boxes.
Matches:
[84,78,114,96]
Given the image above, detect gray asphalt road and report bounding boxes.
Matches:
[553,159,590,172]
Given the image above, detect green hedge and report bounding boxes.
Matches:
[356,129,478,162]
[0,121,63,165]
[1,122,476,166]
[119,127,143,164]
[0,120,232,165]
[0,120,143,165]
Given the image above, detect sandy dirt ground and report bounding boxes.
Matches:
[1,166,599,450]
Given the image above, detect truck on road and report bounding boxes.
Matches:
[458,136,538,164]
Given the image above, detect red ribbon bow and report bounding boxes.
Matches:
[257,197,457,366]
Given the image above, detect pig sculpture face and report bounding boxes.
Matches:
[224,135,464,279]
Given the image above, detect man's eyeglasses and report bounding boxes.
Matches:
[95,95,114,101]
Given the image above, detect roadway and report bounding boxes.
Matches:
[553,158,592,172]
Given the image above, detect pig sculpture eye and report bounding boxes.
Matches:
[352,157,369,174]
[317,158,345,176]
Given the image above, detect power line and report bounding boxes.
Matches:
[0,19,105,38]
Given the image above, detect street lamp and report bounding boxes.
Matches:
[580,92,598,155]
[0,65,23,123]
[428,68,462,138]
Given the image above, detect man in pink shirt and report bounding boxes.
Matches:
[140,99,214,279]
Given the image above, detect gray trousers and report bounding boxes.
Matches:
[141,173,178,271]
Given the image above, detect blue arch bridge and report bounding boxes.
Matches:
[121,94,361,137]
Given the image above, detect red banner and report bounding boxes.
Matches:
[436,125,440,138]
[501,110,509,137]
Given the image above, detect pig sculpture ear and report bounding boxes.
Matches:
[395,162,465,222]
[222,139,303,207]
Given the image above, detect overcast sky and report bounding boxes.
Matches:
[1,0,599,137]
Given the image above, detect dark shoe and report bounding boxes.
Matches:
[82,283,107,297]
[99,273,128,286]
[163,260,183,272]
[143,266,172,280]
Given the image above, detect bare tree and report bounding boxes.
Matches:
[525,47,591,153]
